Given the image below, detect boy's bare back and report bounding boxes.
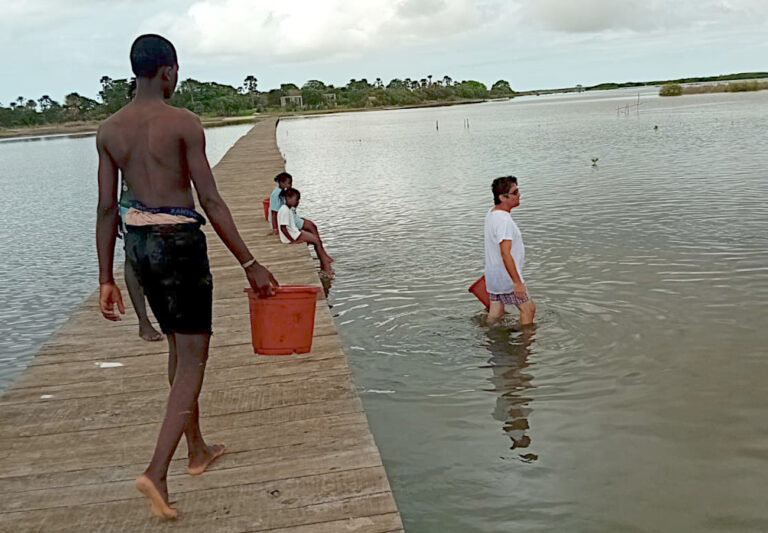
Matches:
[98,100,207,209]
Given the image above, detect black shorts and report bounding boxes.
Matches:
[125,224,213,335]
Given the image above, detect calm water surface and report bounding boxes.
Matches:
[277,88,768,532]
[0,124,253,387]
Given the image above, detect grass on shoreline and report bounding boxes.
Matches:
[661,80,768,97]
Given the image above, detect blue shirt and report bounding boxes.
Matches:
[268,187,283,224]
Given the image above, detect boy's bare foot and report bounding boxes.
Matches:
[135,474,177,519]
[187,443,226,475]
[139,323,163,342]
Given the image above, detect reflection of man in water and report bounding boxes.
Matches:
[482,326,537,461]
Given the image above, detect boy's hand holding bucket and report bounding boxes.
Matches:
[244,260,279,298]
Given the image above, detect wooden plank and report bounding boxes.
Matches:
[0,446,384,513]
[0,420,375,493]
[0,469,396,532]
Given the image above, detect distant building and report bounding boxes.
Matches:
[576,84,584,93]
[280,95,303,107]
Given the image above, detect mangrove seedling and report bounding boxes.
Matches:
[591,157,599,167]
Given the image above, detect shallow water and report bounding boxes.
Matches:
[277,88,768,532]
[0,124,253,387]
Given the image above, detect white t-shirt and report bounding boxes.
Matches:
[484,208,525,294]
[277,204,301,243]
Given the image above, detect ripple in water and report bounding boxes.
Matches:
[279,89,768,532]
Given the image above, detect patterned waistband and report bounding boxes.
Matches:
[126,201,206,225]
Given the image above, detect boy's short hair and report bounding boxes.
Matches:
[274,172,292,184]
[130,34,178,78]
[492,176,518,205]
[279,187,300,200]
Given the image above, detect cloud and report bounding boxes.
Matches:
[142,0,503,62]
[520,0,768,34]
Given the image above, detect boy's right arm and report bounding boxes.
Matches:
[182,113,277,296]
[95,127,126,321]
[280,225,297,243]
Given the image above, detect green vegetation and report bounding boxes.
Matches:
[663,80,768,96]
[659,83,683,97]
[727,81,764,92]
[3,68,764,132]
[585,72,768,92]
[0,74,509,130]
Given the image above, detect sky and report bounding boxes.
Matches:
[1,0,767,105]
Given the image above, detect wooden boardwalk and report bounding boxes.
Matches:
[0,118,403,532]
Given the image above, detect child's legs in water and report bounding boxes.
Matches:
[297,219,333,261]
[487,301,505,325]
[296,231,332,272]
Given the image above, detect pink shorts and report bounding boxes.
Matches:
[489,291,530,306]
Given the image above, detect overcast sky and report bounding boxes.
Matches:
[1,0,767,104]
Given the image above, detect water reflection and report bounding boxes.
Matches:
[481,324,537,462]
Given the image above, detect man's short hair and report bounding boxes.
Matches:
[492,176,518,205]
[130,34,178,78]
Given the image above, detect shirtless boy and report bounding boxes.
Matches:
[96,34,278,519]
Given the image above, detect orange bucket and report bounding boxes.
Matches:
[262,198,270,220]
[244,286,322,355]
[468,276,490,310]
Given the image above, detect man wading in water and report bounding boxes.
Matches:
[96,34,278,519]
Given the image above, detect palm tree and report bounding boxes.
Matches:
[244,75,258,107]
[427,74,432,86]
[442,75,452,87]
[38,95,53,111]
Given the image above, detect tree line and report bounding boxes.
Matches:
[0,75,515,128]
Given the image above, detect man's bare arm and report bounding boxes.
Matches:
[95,128,125,320]
[96,129,120,284]
[500,240,527,297]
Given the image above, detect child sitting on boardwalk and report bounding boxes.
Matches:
[484,176,536,326]
[269,172,325,243]
[268,172,291,235]
[277,187,334,277]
